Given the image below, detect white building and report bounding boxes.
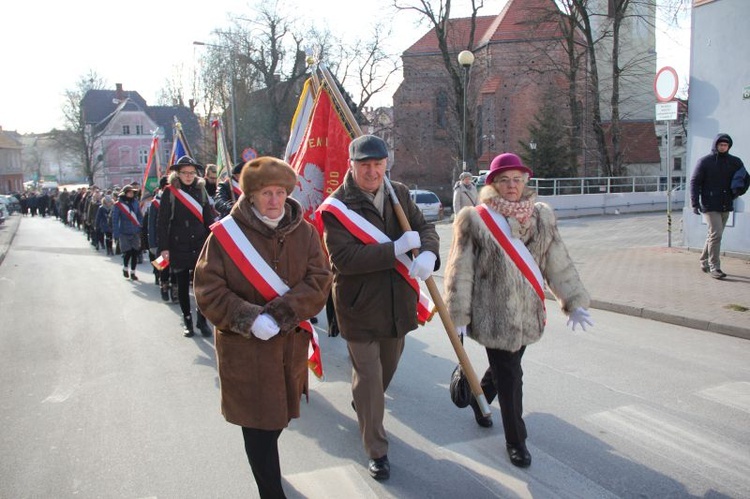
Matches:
[683,0,749,254]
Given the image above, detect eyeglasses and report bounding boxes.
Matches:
[496,176,526,185]
[179,171,198,177]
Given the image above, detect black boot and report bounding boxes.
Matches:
[183,314,195,337]
[160,283,170,302]
[196,312,212,337]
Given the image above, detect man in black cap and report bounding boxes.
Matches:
[215,161,245,218]
[319,135,440,481]
[690,133,749,279]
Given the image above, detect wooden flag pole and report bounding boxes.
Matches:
[318,64,490,416]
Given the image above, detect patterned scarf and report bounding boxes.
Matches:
[485,189,536,237]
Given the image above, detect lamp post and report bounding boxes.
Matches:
[529,139,537,170]
[193,41,238,163]
[457,50,475,174]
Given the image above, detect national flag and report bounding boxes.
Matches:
[290,83,355,225]
[168,119,194,167]
[140,134,161,197]
[284,77,316,164]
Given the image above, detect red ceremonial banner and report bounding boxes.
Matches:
[290,86,353,225]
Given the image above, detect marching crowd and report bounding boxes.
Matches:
[43,136,596,498]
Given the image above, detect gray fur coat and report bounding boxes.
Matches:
[444,186,590,352]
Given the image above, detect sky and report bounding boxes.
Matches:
[1,0,690,135]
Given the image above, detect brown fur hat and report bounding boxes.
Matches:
[240,156,297,196]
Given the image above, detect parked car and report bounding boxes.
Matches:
[0,195,20,214]
[409,189,444,222]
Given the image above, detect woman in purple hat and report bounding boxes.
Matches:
[443,152,593,468]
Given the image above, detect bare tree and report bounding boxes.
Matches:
[57,71,108,185]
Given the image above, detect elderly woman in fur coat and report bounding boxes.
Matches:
[194,157,332,498]
[444,152,593,469]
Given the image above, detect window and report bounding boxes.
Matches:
[674,135,683,146]
[657,136,663,147]
[138,147,149,165]
[673,157,682,171]
[136,125,143,135]
[122,125,130,135]
[435,91,448,129]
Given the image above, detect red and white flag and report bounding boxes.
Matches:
[289,84,354,226]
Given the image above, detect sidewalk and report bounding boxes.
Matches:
[2,212,749,339]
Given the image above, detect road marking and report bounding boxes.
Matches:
[697,381,750,413]
[285,464,380,498]
[587,404,750,495]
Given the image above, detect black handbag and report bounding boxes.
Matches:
[450,363,472,408]
[449,334,472,408]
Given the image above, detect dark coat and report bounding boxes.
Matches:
[156,173,215,270]
[193,197,332,430]
[95,204,113,234]
[214,178,239,218]
[690,133,747,212]
[321,172,440,342]
[112,194,143,239]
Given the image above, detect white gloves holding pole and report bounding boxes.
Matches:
[409,251,437,280]
[251,313,280,340]
[567,307,594,331]
[394,231,421,256]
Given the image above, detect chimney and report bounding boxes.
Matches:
[115,83,124,100]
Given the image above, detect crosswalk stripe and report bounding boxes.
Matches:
[697,381,750,413]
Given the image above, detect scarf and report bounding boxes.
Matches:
[485,190,536,238]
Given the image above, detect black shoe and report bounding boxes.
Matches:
[183,314,195,337]
[129,272,138,281]
[196,314,212,337]
[310,317,318,324]
[122,269,129,279]
[710,269,726,279]
[368,455,390,480]
[469,398,493,428]
[160,285,170,302]
[506,443,531,468]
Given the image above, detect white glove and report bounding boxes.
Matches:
[408,251,437,280]
[567,307,594,331]
[393,231,421,256]
[251,313,280,340]
[456,325,467,337]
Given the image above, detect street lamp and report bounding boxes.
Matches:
[193,41,238,163]
[457,50,475,173]
[529,139,537,170]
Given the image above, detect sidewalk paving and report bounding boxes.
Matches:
[2,212,749,340]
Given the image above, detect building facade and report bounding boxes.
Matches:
[0,127,23,194]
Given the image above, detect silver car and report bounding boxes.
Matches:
[409,189,444,222]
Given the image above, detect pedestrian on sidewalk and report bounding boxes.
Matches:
[318,135,440,481]
[444,152,593,469]
[95,194,115,255]
[157,156,216,337]
[690,133,749,280]
[194,157,331,499]
[452,171,478,218]
[112,185,143,281]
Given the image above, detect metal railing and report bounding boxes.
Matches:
[524,176,687,196]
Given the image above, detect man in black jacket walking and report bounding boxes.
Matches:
[690,133,749,279]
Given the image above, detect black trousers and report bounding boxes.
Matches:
[480,346,527,445]
[241,427,286,499]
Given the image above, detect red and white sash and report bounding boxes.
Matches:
[476,204,546,306]
[167,185,204,224]
[151,193,161,210]
[317,197,435,324]
[115,201,140,227]
[210,216,324,379]
[232,179,242,197]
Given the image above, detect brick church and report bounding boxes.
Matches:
[392,0,658,194]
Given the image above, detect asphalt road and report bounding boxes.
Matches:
[1,216,749,498]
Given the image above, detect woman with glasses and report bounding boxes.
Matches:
[157,156,217,337]
[443,152,593,468]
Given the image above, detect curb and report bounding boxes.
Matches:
[0,214,21,268]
